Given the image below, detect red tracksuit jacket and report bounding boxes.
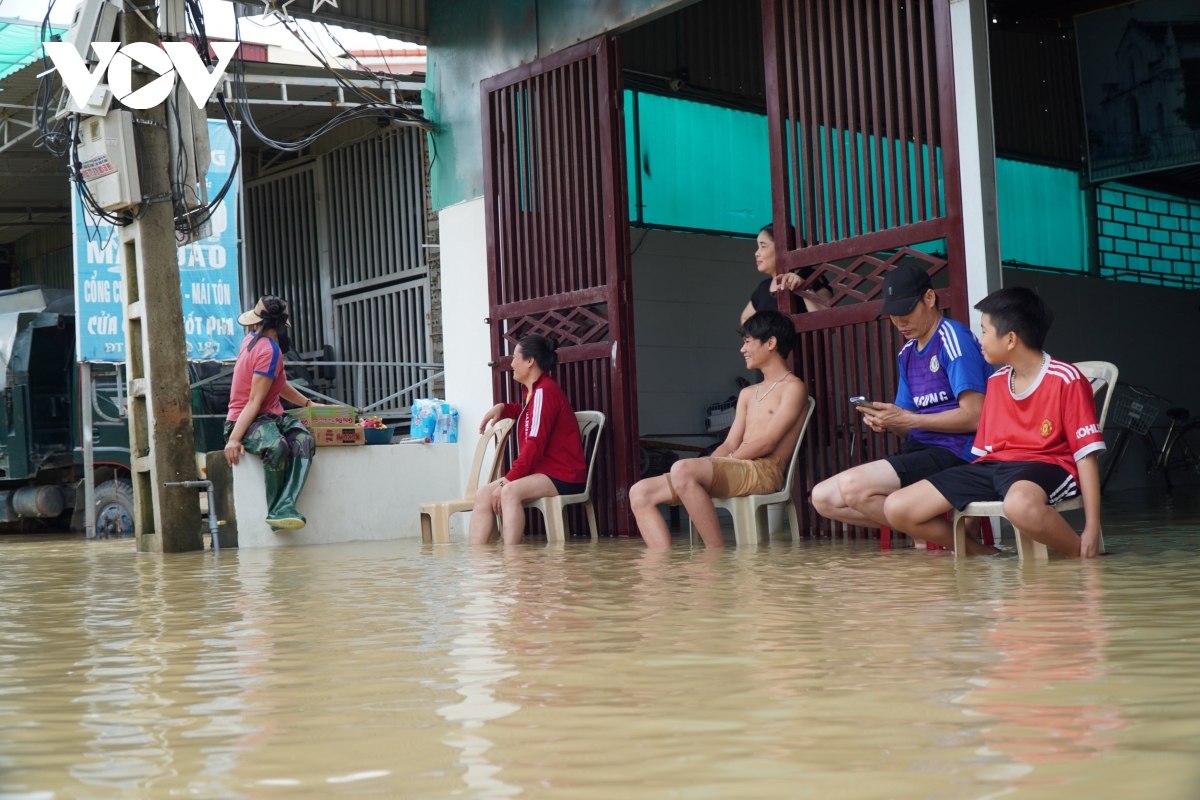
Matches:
[500,374,588,484]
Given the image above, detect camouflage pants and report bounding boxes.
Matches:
[223,414,315,471]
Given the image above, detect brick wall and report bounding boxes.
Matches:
[1097,185,1200,290]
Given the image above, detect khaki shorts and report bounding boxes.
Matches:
[665,455,784,505]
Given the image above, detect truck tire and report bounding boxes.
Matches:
[94,479,135,539]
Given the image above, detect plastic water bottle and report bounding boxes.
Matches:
[433,404,458,443]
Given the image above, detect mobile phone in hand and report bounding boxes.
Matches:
[850,396,876,408]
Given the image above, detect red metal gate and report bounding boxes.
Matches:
[761,0,969,535]
[481,37,639,537]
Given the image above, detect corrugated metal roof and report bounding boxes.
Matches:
[226,62,424,162]
[621,0,765,112]
[0,20,64,81]
[989,26,1085,168]
[0,61,71,246]
[225,0,427,44]
[0,56,424,245]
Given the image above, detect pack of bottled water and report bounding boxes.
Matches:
[410,399,440,440]
[411,399,459,443]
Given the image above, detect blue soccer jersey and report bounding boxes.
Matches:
[893,318,993,461]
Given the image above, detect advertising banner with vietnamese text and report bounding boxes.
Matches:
[73,119,241,362]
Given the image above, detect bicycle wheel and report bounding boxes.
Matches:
[1164,425,1200,483]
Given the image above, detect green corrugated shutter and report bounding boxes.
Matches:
[627,90,771,236]
[994,159,1087,273]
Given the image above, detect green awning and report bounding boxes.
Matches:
[0,21,66,83]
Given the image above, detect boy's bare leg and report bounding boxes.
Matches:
[468,483,500,544]
[630,460,724,548]
[667,458,724,548]
[884,480,1000,555]
[811,460,901,528]
[1002,481,1082,557]
[497,474,558,544]
[629,475,675,549]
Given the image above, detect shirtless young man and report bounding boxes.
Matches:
[630,310,810,548]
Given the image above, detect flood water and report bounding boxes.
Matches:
[2,491,1200,798]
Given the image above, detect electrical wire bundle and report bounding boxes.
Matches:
[170,0,239,242]
[34,0,429,237]
[32,0,239,239]
[229,5,430,155]
[33,0,72,159]
[35,0,131,235]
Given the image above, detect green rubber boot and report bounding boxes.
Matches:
[265,456,312,530]
[263,466,288,525]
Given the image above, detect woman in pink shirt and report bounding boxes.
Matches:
[224,295,327,530]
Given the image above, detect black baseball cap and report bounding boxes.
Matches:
[879,264,934,316]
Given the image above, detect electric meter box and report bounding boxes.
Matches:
[76,111,140,211]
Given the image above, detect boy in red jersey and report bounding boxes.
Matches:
[883,287,1105,558]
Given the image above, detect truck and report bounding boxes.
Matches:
[0,286,229,535]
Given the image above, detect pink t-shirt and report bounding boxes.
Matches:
[226,333,286,421]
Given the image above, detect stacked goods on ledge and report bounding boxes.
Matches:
[411,399,459,443]
[312,426,364,446]
[286,405,356,429]
[287,405,363,446]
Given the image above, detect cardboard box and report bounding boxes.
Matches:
[311,426,364,446]
[287,405,356,429]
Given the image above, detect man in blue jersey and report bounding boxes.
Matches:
[811,264,992,530]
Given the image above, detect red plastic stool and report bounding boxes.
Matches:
[980,517,995,547]
[880,517,993,551]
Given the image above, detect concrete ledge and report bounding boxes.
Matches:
[226,443,461,547]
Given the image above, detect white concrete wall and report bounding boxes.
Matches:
[631,230,762,442]
[232,443,461,547]
[950,0,1002,330]
[439,197,494,532]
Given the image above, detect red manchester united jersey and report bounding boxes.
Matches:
[971,355,1106,480]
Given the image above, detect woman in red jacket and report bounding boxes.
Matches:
[470,335,588,544]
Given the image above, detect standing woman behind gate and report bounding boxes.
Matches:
[740,223,831,323]
[223,296,329,530]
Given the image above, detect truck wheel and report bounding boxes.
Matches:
[94,479,135,539]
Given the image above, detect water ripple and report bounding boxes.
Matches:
[0,498,1198,797]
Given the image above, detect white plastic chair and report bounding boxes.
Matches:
[689,396,816,546]
[952,360,1118,560]
[523,411,605,541]
[419,419,513,543]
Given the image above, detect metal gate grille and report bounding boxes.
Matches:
[325,130,431,413]
[326,131,428,292]
[333,282,430,413]
[761,0,968,536]
[482,37,639,536]
[245,129,431,414]
[244,165,325,355]
[764,0,957,257]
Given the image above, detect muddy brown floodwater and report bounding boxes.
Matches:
[2,492,1199,798]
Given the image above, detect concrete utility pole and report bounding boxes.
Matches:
[118,7,203,553]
